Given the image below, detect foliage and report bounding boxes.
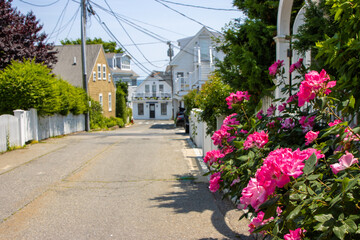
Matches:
[116,81,128,123]
[0,0,57,70]
[183,89,200,116]
[216,0,303,104]
[204,60,360,239]
[126,107,132,123]
[0,60,88,116]
[183,74,232,135]
[89,99,124,129]
[60,37,123,53]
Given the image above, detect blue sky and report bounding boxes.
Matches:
[12,0,243,79]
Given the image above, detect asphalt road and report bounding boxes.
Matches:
[0,120,250,240]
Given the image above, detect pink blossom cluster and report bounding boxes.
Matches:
[281,118,295,130]
[269,60,284,76]
[287,95,298,104]
[343,128,360,142]
[211,114,240,146]
[209,172,222,192]
[243,131,269,150]
[226,91,251,109]
[278,103,287,112]
[305,131,319,145]
[248,211,274,234]
[267,104,276,116]
[289,58,303,73]
[330,151,358,174]
[256,110,263,120]
[284,228,306,240]
[297,69,336,107]
[328,119,342,127]
[204,150,225,166]
[299,116,315,133]
[240,148,325,210]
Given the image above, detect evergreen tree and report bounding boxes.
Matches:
[60,37,123,53]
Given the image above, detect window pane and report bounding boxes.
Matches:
[145,85,150,93]
[108,93,112,111]
[161,103,167,115]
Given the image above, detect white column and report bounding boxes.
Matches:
[274,36,290,99]
[30,108,39,141]
[13,109,25,146]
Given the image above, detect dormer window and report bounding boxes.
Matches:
[113,58,116,69]
[121,56,130,70]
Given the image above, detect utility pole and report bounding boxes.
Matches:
[167,41,174,119]
[81,0,90,131]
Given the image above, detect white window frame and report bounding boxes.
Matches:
[108,73,111,83]
[138,103,144,115]
[161,103,167,115]
[99,93,103,108]
[97,64,101,80]
[93,71,96,82]
[108,93,112,112]
[102,64,106,80]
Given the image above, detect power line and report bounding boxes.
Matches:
[66,6,81,38]
[46,0,70,43]
[102,0,164,68]
[154,0,222,35]
[156,0,239,12]
[19,0,61,7]
[123,41,164,47]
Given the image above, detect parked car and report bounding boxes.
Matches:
[175,110,185,127]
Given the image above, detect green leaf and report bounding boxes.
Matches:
[306,174,321,181]
[233,141,244,149]
[237,155,249,161]
[333,225,346,240]
[349,95,355,109]
[303,153,317,175]
[286,204,302,220]
[330,194,342,208]
[314,214,334,223]
[344,219,357,233]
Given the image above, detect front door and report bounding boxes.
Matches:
[149,104,155,119]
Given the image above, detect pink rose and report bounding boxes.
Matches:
[267,104,276,116]
[209,172,222,192]
[278,103,286,112]
[328,119,342,127]
[269,60,284,76]
[289,58,303,73]
[226,91,250,109]
[305,131,319,145]
[330,151,358,174]
[256,110,263,120]
[243,131,269,150]
[248,211,274,234]
[204,150,225,166]
[284,228,306,240]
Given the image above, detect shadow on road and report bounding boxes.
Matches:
[149,175,252,240]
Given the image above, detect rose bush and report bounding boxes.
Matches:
[203,60,360,239]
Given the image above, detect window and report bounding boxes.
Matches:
[152,84,156,97]
[93,71,96,82]
[113,58,116,68]
[97,64,101,80]
[199,38,210,61]
[177,72,184,90]
[159,84,164,93]
[116,57,121,68]
[138,103,144,115]
[102,64,106,80]
[108,93,112,112]
[161,103,167,115]
[99,93,103,108]
[108,73,111,83]
[145,85,150,93]
[121,56,131,69]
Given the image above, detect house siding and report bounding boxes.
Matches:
[88,49,116,118]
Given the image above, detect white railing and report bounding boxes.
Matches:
[132,92,172,100]
[0,109,85,152]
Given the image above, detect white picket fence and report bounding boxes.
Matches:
[0,109,85,152]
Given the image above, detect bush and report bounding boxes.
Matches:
[126,107,132,123]
[89,99,125,129]
[0,59,88,116]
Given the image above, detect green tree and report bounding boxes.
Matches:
[115,81,128,123]
[216,0,303,104]
[60,37,123,53]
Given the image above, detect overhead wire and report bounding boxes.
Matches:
[46,0,70,43]
[19,0,61,7]
[156,0,239,12]
[66,6,81,38]
[103,0,165,68]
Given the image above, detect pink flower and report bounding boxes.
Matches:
[211,125,232,146]
[287,95,298,104]
[297,69,336,107]
[248,211,274,234]
[267,121,276,128]
[269,60,284,76]
[278,103,287,112]
[230,178,240,186]
[330,151,358,174]
[240,129,249,134]
[226,91,250,109]
[256,110,263,120]
[305,131,319,145]
[209,172,222,192]
[328,119,342,127]
[223,113,240,126]
[281,118,295,130]
[343,128,360,142]
[243,131,269,150]
[289,58,303,73]
[222,145,234,155]
[299,116,315,133]
[240,178,268,210]
[204,150,225,166]
[284,228,306,240]
[267,104,276,116]
[276,206,282,216]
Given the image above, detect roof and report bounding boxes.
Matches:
[52,44,103,87]
[111,68,140,78]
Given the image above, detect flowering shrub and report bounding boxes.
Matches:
[203,60,360,239]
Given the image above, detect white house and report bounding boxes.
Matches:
[168,27,225,112]
[132,71,173,120]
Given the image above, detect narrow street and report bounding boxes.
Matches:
[0,120,250,240]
